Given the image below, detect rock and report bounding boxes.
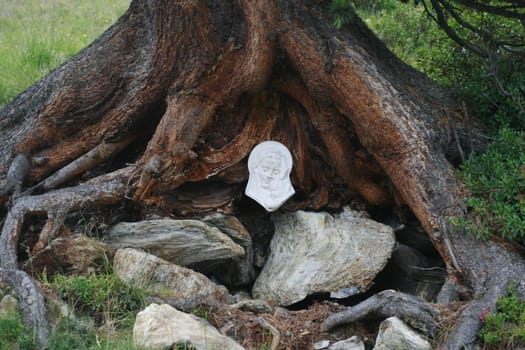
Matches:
[252,208,395,305]
[229,299,273,314]
[113,248,231,308]
[373,317,432,350]
[314,339,331,349]
[201,213,255,287]
[329,336,365,350]
[23,234,112,276]
[109,219,245,269]
[133,303,245,350]
[0,295,18,317]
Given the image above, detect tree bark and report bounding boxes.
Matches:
[0,0,522,348]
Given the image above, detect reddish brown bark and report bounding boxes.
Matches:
[0,0,522,348]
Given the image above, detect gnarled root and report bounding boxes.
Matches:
[321,290,440,338]
[0,268,49,348]
[0,172,127,347]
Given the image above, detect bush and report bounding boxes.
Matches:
[452,129,525,245]
[481,285,525,347]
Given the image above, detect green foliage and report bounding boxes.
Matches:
[0,312,37,350]
[481,285,525,347]
[330,0,354,29]
[451,129,525,244]
[359,1,525,131]
[53,272,145,327]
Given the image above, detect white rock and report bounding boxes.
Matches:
[329,336,365,350]
[373,317,432,350]
[252,208,395,305]
[113,248,231,307]
[133,303,245,350]
[314,339,331,349]
[109,219,245,267]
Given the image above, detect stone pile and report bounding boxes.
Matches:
[24,206,438,349]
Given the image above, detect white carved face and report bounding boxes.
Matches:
[256,155,282,190]
[246,141,295,212]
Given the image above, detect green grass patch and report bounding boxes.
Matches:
[53,272,146,328]
[0,0,130,106]
[0,311,38,349]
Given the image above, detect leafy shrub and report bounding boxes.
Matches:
[452,129,525,244]
[53,272,145,327]
[481,285,525,347]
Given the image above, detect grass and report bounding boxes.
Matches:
[0,311,37,349]
[0,0,130,106]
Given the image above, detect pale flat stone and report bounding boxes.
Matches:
[329,336,365,350]
[109,219,245,268]
[373,317,432,350]
[133,303,245,350]
[252,208,395,306]
[113,248,231,307]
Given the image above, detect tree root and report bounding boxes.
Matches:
[321,290,440,338]
[30,137,135,193]
[256,317,280,350]
[0,268,49,348]
[0,154,30,197]
[0,173,127,347]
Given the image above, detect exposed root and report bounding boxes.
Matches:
[0,174,127,347]
[29,137,135,193]
[256,317,280,350]
[1,176,126,269]
[0,268,49,348]
[0,154,30,197]
[321,290,440,338]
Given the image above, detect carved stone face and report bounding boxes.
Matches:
[245,141,295,212]
[256,154,282,191]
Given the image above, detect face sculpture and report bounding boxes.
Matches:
[245,141,295,212]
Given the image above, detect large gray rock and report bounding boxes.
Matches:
[373,317,432,350]
[109,219,245,268]
[252,208,395,306]
[133,303,245,350]
[113,248,231,308]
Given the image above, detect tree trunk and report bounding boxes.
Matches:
[0,0,522,348]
